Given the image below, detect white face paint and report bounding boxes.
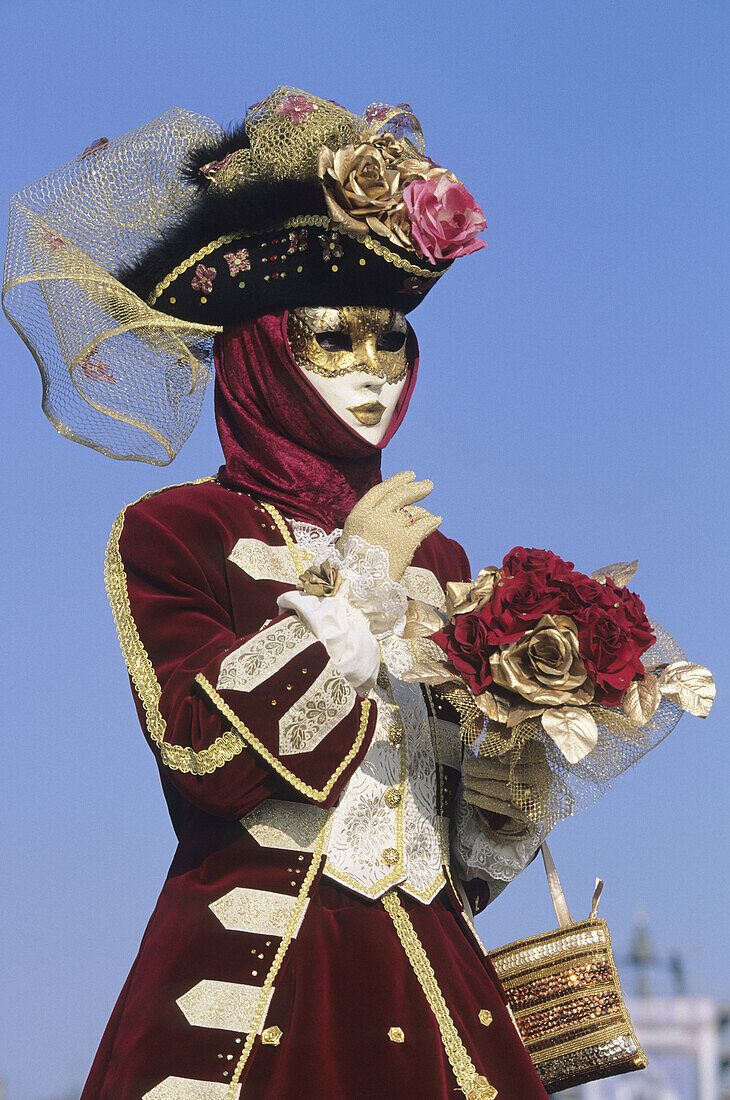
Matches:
[286,306,410,445]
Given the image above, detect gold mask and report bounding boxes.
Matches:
[287,306,408,384]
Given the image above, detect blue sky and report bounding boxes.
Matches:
[1,2,728,1097]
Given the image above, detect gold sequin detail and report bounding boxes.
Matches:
[388,1026,405,1043]
[381,890,497,1100]
[147,215,441,307]
[479,1010,493,1027]
[260,502,306,574]
[226,817,330,1097]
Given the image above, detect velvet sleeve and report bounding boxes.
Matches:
[105,499,377,820]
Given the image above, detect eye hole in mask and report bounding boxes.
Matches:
[314,329,407,354]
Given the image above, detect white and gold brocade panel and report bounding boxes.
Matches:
[324,672,450,903]
[217,616,312,693]
[177,979,274,1034]
[210,887,308,938]
[228,539,300,584]
[278,662,355,756]
[241,799,332,852]
[143,1078,241,1099]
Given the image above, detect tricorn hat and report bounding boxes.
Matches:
[120,87,486,324]
[3,88,486,464]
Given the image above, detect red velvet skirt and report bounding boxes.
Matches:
[82,854,548,1098]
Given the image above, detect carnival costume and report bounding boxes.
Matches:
[5,89,714,1098]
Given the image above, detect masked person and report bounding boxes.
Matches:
[4,89,548,1099]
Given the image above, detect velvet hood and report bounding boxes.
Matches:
[214,310,419,529]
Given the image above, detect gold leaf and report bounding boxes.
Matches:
[445,580,474,619]
[504,702,546,729]
[659,660,716,718]
[400,660,461,686]
[590,560,639,587]
[473,690,512,724]
[621,674,661,725]
[541,707,598,764]
[402,599,444,639]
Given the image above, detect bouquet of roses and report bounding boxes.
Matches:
[403,547,715,830]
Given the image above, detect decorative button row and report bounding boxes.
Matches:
[384,787,402,808]
[381,847,400,866]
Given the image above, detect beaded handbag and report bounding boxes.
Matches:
[489,844,647,1093]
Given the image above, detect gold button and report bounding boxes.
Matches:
[381,847,400,866]
[388,1026,405,1043]
[384,787,402,808]
[478,1009,493,1027]
[388,727,403,745]
[262,1025,283,1046]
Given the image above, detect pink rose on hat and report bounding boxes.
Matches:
[404,175,487,263]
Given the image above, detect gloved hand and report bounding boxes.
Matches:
[339,471,442,582]
[462,742,551,838]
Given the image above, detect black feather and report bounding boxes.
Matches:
[181,120,251,190]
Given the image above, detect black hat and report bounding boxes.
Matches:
[119,88,486,325]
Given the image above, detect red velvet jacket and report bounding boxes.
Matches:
[82,478,547,1100]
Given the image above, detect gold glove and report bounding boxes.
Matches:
[463,741,551,838]
[339,470,442,582]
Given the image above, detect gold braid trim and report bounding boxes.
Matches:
[147,214,442,306]
[104,480,245,774]
[227,814,331,1097]
[381,890,498,1100]
[196,674,371,803]
[260,501,306,574]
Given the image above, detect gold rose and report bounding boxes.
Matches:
[317,133,450,253]
[489,613,593,708]
[297,561,343,598]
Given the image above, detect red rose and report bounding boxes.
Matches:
[479,573,564,644]
[502,546,575,579]
[611,584,656,651]
[575,606,646,705]
[432,613,494,695]
[555,571,608,613]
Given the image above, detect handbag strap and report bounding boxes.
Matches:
[540,841,573,928]
[540,842,605,928]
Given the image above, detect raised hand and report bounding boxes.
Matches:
[339,471,442,581]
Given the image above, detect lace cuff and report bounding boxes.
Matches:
[451,786,542,904]
[313,534,408,639]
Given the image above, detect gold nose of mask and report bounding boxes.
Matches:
[287,306,408,383]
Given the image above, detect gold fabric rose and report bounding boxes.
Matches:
[445,567,502,621]
[317,141,402,241]
[490,613,594,707]
[297,561,343,598]
[317,134,443,250]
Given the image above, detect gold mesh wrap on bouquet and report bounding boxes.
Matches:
[453,622,686,834]
[2,109,223,463]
